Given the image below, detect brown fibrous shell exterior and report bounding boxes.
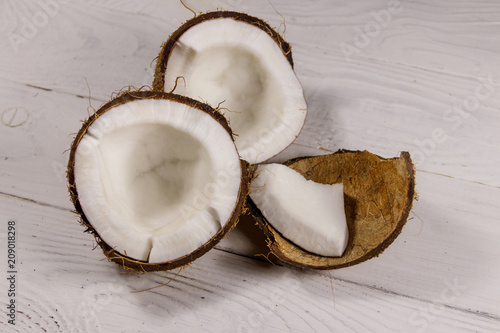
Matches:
[249,150,415,270]
[152,11,293,92]
[67,90,250,272]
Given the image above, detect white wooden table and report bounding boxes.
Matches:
[1,1,499,332]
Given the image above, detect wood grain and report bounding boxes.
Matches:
[1,195,499,332]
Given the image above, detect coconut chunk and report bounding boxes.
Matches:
[70,93,245,267]
[155,12,307,164]
[250,163,349,257]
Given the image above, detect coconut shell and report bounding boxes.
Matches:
[67,90,250,272]
[153,11,293,92]
[249,150,415,270]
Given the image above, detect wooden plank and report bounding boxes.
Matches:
[76,0,500,80]
[136,0,500,80]
[0,79,89,211]
[1,1,499,185]
[1,194,498,332]
[292,52,500,186]
[0,0,176,100]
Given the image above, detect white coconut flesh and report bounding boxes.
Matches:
[74,98,242,263]
[250,164,349,257]
[163,18,307,164]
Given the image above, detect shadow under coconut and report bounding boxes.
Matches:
[226,210,276,262]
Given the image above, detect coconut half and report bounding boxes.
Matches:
[67,91,249,272]
[153,11,307,164]
[249,150,415,270]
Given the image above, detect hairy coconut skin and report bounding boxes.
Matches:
[67,90,251,272]
[152,11,294,92]
[249,150,415,270]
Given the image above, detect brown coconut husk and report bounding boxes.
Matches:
[67,90,250,272]
[249,150,416,270]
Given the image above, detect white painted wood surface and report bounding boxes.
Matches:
[1,0,499,332]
